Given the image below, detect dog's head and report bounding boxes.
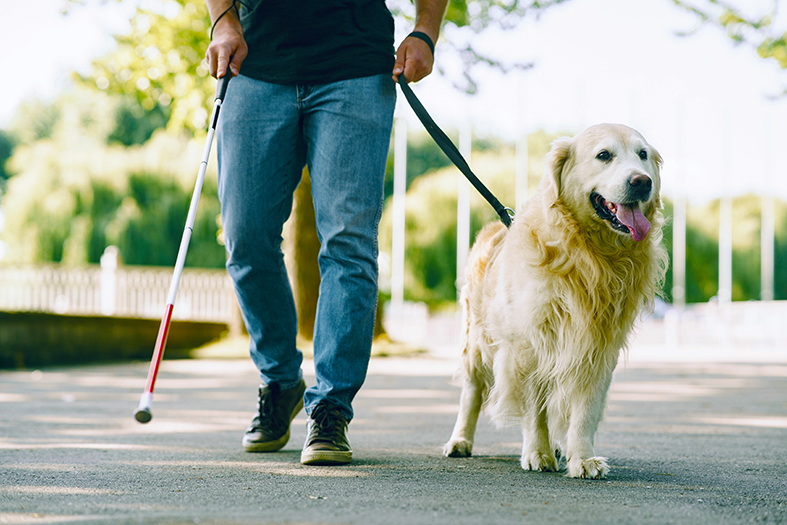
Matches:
[543,123,662,242]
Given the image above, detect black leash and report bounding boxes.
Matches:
[397,75,514,228]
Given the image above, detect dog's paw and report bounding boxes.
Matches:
[567,456,609,479]
[443,439,473,458]
[521,451,558,472]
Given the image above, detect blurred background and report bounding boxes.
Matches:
[1,0,786,367]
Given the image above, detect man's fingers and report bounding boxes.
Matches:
[205,45,226,79]
[392,51,406,82]
[206,36,246,78]
[403,60,422,84]
[393,36,434,84]
[217,56,229,78]
[228,44,247,76]
[205,46,216,78]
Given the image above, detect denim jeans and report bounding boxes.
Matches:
[216,73,396,421]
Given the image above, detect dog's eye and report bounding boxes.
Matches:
[596,150,612,162]
[639,149,648,161]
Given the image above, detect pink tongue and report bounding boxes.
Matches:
[616,203,650,242]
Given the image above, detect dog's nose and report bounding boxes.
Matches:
[629,174,652,190]
[626,173,652,200]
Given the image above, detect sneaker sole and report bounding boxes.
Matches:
[242,398,304,453]
[300,449,352,466]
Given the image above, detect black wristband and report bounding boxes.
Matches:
[408,31,435,55]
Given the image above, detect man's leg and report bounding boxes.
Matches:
[298,74,396,464]
[217,74,307,451]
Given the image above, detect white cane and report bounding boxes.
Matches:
[134,67,233,424]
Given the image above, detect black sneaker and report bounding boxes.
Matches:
[300,401,352,465]
[242,379,306,452]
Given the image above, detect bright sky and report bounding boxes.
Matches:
[2,0,787,202]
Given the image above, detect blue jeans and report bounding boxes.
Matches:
[217,73,396,421]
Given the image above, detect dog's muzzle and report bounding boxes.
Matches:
[591,192,651,242]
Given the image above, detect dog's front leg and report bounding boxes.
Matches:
[443,376,484,457]
[564,372,613,479]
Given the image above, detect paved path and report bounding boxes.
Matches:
[1,350,786,524]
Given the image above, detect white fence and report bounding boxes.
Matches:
[0,250,236,323]
[383,298,787,361]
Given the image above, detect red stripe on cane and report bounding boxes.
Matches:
[144,303,174,394]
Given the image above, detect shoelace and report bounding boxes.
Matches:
[251,386,277,431]
[310,405,346,442]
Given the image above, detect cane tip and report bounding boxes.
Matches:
[134,407,152,424]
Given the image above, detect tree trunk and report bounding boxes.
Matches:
[285,166,387,342]
[285,167,321,341]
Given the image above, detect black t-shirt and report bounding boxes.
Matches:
[238,0,395,85]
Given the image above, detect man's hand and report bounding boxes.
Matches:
[392,0,447,83]
[206,1,248,78]
[392,34,435,84]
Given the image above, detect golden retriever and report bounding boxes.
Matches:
[443,123,668,479]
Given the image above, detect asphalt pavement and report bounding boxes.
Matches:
[1,344,786,524]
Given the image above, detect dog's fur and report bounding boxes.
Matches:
[443,124,668,479]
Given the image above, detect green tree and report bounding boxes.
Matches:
[389,0,572,92]
[662,194,787,303]
[108,98,170,146]
[0,130,15,185]
[77,0,213,136]
[775,199,787,300]
[1,90,225,268]
[6,99,61,145]
[671,1,787,86]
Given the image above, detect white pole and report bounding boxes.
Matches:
[456,122,472,299]
[718,195,733,304]
[761,115,775,302]
[100,245,120,316]
[718,119,733,307]
[671,99,687,311]
[391,117,407,309]
[761,195,775,302]
[672,195,687,310]
[666,98,687,350]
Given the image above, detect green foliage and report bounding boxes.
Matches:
[108,98,171,146]
[383,133,452,202]
[7,99,61,145]
[775,200,787,300]
[0,130,15,184]
[105,172,224,267]
[672,1,787,73]
[78,0,215,137]
[660,199,720,303]
[1,94,225,268]
[7,89,119,147]
[662,194,787,303]
[757,34,787,68]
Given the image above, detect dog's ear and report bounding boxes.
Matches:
[543,137,573,202]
